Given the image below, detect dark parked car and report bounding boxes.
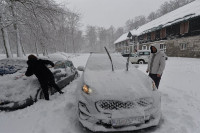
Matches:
[0,58,78,111]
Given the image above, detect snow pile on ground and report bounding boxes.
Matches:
[0,54,6,60]
[0,54,200,133]
[137,57,200,133]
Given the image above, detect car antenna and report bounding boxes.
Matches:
[126,51,131,71]
[104,47,114,71]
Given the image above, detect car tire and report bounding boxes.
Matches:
[138,60,145,64]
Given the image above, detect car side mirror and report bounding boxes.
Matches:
[77,66,85,71]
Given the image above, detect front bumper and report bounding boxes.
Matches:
[78,101,161,132]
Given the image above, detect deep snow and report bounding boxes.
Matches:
[0,53,200,133]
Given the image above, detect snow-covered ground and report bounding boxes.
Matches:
[0,54,200,133]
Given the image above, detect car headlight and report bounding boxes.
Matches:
[82,85,92,94]
[152,81,157,91]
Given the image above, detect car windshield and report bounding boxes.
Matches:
[54,61,73,69]
[86,54,126,71]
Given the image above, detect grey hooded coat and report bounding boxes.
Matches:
[147,44,166,75]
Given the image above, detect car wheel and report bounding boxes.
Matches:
[138,60,145,64]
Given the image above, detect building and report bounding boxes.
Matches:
[114,0,200,57]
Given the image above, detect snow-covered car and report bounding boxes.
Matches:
[0,58,26,76]
[76,54,161,132]
[0,58,78,111]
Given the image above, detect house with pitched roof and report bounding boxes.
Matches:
[114,0,200,57]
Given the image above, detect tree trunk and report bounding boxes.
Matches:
[10,1,23,57]
[0,12,13,58]
[21,41,26,56]
[1,28,13,58]
[72,29,75,53]
[35,42,39,56]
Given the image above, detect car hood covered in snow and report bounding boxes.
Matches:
[83,54,154,101]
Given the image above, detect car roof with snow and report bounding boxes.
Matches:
[0,58,27,66]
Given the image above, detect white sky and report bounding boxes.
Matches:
[55,0,171,29]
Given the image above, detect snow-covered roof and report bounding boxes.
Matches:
[135,0,200,35]
[114,33,129,44]
[115,0,200,44]
[114,29,137,44]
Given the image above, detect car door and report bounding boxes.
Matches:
[129,54,138,63]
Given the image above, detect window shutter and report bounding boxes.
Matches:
[144,34,147,41]
[160,28,166,39]
[163,28,166,38]
[184,21,189,33]
[180,23,184,34]
[151,32,155,41]
[160,30,163,39]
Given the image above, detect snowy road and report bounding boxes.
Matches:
[0,54,200,133]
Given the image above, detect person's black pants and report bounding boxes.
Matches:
[40,79,61,100]
[149,73,161,89]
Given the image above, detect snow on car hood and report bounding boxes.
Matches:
[83,54,153,101]
[0,69,40,102]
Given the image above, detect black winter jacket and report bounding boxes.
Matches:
[25,59,55,83]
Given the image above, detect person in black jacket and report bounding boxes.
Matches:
[25,55,64,100]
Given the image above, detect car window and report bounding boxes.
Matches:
[122,54,129,57]
[54,61,74,69]
[138,52,144,55]
[138,51,150,56]
[65,61,73,67]
[54,61,65,69]
[130,54,136,57]
[144,52,150,55]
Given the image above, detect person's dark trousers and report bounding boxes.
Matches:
[149,73,161,89]
[40,83,49,100]
[48,79,62,93]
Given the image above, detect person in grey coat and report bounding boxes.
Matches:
[146,44,166,88]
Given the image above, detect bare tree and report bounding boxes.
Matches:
[65,10,81,53]
[147,12,158,22]
[0,1,13,58]
[125,15,147,32]
[85,26,97,51]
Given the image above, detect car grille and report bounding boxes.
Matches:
[96,98,153,112]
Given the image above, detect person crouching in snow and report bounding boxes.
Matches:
[146,44,166,89]
[25,54,64,100]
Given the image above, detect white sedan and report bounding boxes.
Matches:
[76,53,161,132]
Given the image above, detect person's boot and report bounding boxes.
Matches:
[59,91,64,94]
[44,93,49,100]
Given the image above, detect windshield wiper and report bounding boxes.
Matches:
[104,47,114,71]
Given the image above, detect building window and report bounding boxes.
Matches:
[160,44,166,52]
[130,46,133,53]
[142,45,147,50]
[179,43,187,50]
